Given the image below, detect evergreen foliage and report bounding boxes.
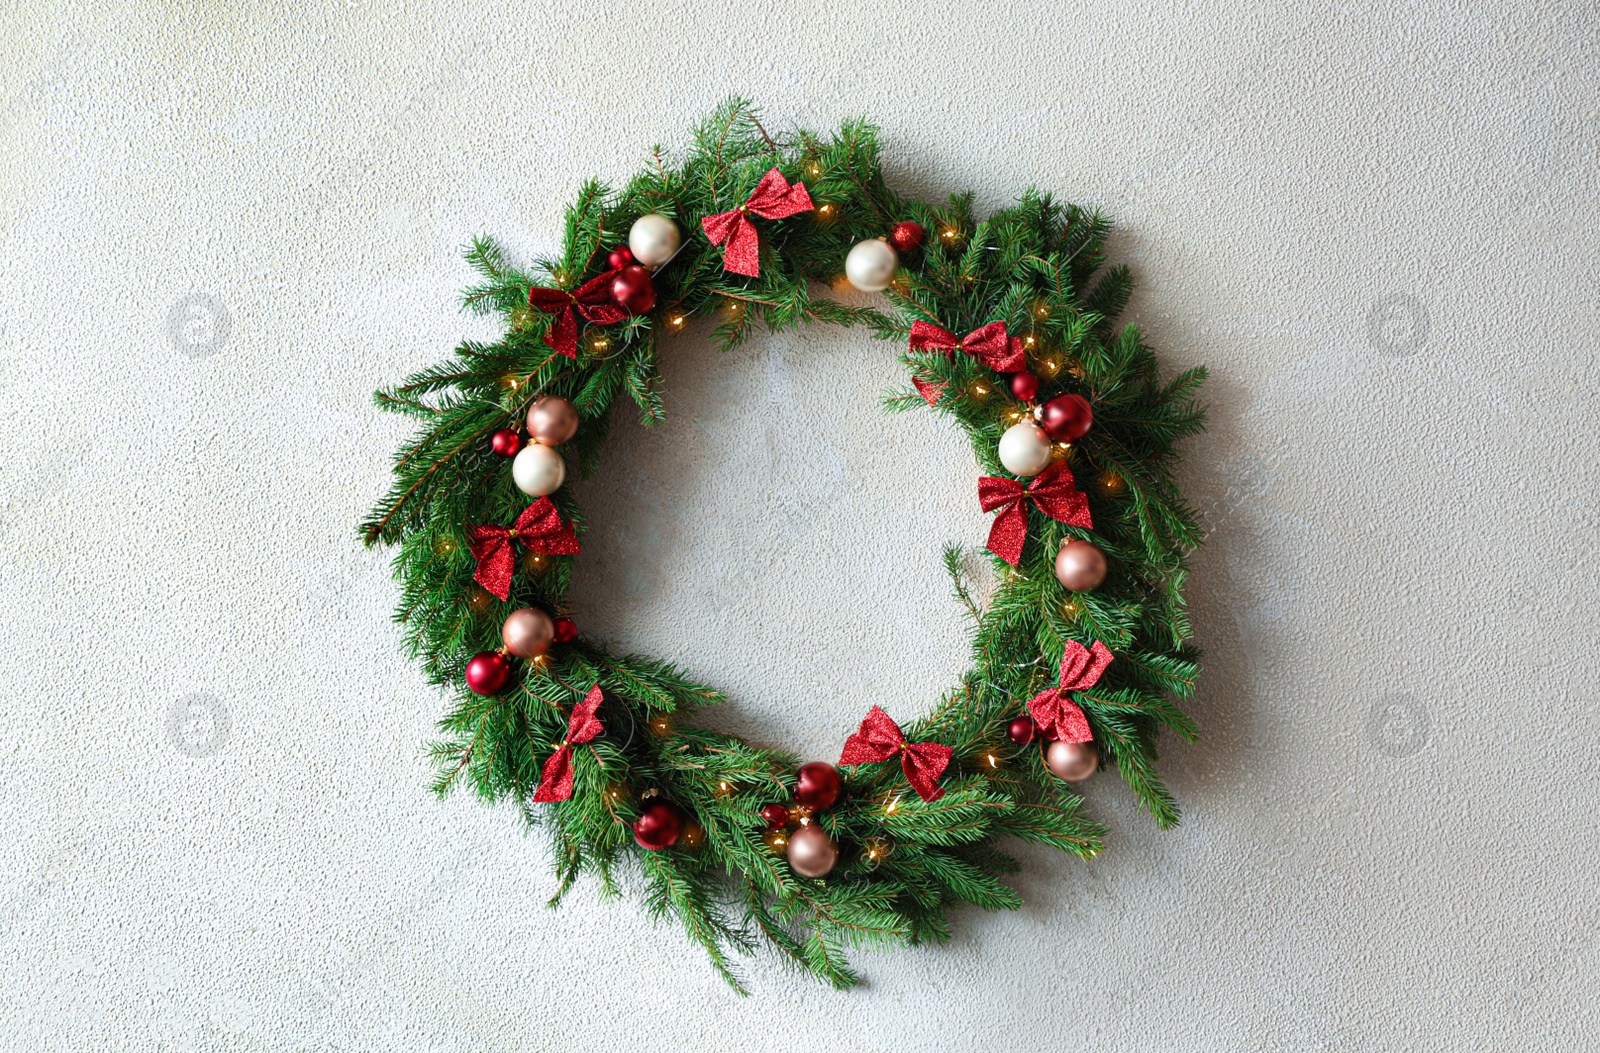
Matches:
[362,99,1206,991]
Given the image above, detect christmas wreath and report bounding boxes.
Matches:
[361,99,1206,991]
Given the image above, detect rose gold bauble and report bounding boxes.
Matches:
[1054,540,1108,592]
[1045,739,1099,782]
[525,395,579,447]
[785,822,838,878]
[500,607,555,658]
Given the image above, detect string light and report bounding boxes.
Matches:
[465,586,495,614]
[648,714,673,737]
[1034,301,1050,319]
[1100,471,1125,495]
[763,828,789,854]
[680,822,705,849]
[808,162,823,177]
[970,382,991,399]
[983,751,1002,769]
[941,227,959,242]
[1038,357,1062,377]
[433,536,458,556]
[667,313,687,331]
[603,782,629,806]
[884,795,902,815]
[863,838,891,866]
[582,330,611,355]
[1023,334,1037,349]
[715,780,735,797]
[1061,599,1083,620]
[499,373,522,393]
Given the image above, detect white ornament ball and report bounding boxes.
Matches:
[998,422,1053,477]
[511,443,566,497]
[843,237,898,292]
[628,214,682,269]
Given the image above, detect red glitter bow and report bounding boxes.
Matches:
[908,320,1026,374]
[700,168,814,277]
[977,461,1094,567]
[1027,640,1114,743]
[526,271,628,358]
[465,499,581,601]
[838,706,953,803]
[532,684,606,802]
[912,376,947,407]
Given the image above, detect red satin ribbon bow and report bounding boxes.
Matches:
[908,319,1026,374]
[465,499,581,601]
[977,461,1094,567]
[1027,640,1114,744]
[839,705,953,803]
[527,271,628,359]
[533,684,606,802]
[700,168,814,277]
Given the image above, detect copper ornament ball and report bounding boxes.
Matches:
[500,608,555,658]
[525,396,579,447]
[1054,540,1108,592]
[794,762,842,811]
[786,822,839,878]
[1045,739,1099,782]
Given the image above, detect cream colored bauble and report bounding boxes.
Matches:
[511,443,566,497]
[843,237,898,292]
[997,422,1053,477]
[627,214,682,268]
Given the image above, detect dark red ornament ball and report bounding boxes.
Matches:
[552,616,577,644]
[889,221,924,253]
[794,762,841,811]
[608,246,634,270]
[1008,372,1040,403]
[1007,716,1037,745]
[633,801,684,850]
[489,429,523,457]
[611,264,657,315]
[464,651,511,696]
[760,804,790,829]
[1039,393,1094,443]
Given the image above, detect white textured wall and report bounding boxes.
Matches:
[2,2,1596,1049]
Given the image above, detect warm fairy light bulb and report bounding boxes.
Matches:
[649,715,673,737]
[1062,599,1083,619]
[1034,303,1050,318]
[985,752,1001,769]
[1100,471,1124,494]
[1040,358,1061,377]
[668,314,686,330]
[433,536,458,556]
[884,795,902,815]
[1024,334,1037,348]
[808,163,822,176]
[971,382,989,398]
[941,228,958,240]
[763,828,789,854]
[465,587,494,614]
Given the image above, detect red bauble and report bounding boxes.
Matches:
[889,221,924,253]
[464,651,511,696]
[489,429,523,457]
[611,264,657,315]
[760,804,790,829]
[794,762,841,811]
[633,801,683,850]
[1007,716,1037,745]
[1008,372,1040,403]
[607,246,634,270]
[1039,394,1094,442]
[552,616,577,644]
